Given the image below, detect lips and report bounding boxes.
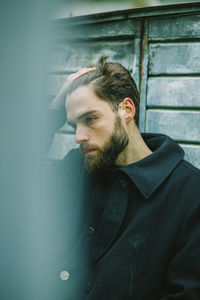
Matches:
[83,149,96,154]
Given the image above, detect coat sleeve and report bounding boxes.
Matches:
[161,198,200,299]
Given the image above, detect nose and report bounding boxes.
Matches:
[75,127,89,144]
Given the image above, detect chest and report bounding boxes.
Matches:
[85,176,185,299]
[59,174,185,300]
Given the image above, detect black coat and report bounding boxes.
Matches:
[48,133,200,300]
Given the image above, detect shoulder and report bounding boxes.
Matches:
[174,159,200,187]
[168,159,200,204]
[63,148,82,163]
[181,160,200,177]
[50,147,82,165]
[59,148,84,174]
[46,148,86,196]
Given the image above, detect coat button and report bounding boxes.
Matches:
[60,270,69,281]
[87,226,95,237]
[85,282,92,294]
[119,179,128,189]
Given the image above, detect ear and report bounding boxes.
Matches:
[119,98,136,123]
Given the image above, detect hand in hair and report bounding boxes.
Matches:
[50,67,96,110]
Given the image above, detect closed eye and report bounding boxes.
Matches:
[86,116,96,124]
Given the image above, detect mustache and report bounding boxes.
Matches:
[80,144,99,151]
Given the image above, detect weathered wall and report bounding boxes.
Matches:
[49,3,200,168]
[140,12,200,168]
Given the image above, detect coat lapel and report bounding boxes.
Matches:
[91,179,128,260]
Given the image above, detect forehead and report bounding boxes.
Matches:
[66,85,112,121]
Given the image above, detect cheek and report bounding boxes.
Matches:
[98,116,115,133]
[94,123,114,141]
[88,113,115,143]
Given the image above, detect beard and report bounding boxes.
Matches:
[80,114,129,174]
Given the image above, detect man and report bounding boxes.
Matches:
[49,56,200,299]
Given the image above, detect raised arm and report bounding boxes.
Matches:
[50,67,96,110]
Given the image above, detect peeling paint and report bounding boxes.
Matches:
[140,34,147,95]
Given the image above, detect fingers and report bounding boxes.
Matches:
[50,67,96,109]
[68,67,96,81]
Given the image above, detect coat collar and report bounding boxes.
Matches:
[90,134,184,260]
[119,133,184,199]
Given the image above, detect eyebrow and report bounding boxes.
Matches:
[78,110,100,120]
[67,110,100,127]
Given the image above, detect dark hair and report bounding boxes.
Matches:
[67,56,140,126]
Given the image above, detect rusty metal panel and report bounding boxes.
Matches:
[128,3,200,20]
[53,19,141,41]
[52,2,200,27]
[49,37,141,107]
[131,37,141,93]
[149,14,200,40]
[181,144,200,169]
[149,43,200,74]
[146,109,200,142]
[51,40,136,73]
[139,20,149,132]
[147,77,200,107]
[145,11,200,168]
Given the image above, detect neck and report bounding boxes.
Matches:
[115,123,152,167]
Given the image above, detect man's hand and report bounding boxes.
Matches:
[50,67,96,110]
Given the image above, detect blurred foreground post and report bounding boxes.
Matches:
[0,1,69,299]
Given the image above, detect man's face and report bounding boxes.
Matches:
[66,85,129,173]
